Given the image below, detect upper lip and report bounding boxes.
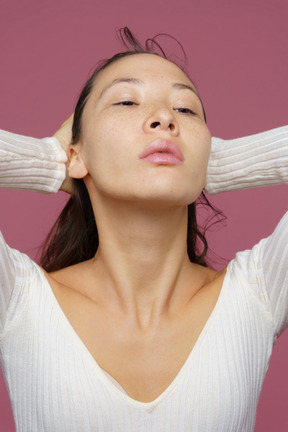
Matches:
[139,139,184,162]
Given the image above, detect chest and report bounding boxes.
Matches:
[2,269,274,432]
[44,271,225,402]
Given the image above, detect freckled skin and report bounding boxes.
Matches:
[73,54,211,209]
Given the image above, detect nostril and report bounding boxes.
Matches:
[149,121,175,130]
[150,121,160,129]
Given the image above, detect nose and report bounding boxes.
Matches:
[143,107,179,136]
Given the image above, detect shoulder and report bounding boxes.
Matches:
[186,262,227,304]
[0,231,37,276]
[44,259,97,299]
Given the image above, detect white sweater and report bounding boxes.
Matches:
[0,127,288,432]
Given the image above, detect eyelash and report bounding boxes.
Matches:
[175,108,196,116]
[114,101,196,115]
[115,101,136,106]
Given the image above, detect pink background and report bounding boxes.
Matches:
[0,0,287,430]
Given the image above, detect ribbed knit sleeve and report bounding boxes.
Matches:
[260,211,288,337]
[0,234,16,336]
[233,211,288,339]
[0,129,66,335]
[0,234,34,338]
[0,129,67,193]
[206,126,288,194]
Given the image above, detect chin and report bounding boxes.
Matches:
[128,189,199,210]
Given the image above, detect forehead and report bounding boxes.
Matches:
[93,53,196,93]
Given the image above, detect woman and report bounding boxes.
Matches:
[0,29,288,431]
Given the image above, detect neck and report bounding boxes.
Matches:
[88,194,200,329]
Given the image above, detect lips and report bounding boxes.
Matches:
[139,139,184,165]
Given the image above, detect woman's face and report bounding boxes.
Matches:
[75,53,211,208]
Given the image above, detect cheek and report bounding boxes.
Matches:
[188,125,211,168]
[200,136,211,170]
[81,116,141,190]
[82,116,123,168]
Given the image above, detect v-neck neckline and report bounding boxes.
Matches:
[35,263,230,410]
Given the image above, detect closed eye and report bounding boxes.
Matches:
[175,108,196,115]
[114,101,137,106]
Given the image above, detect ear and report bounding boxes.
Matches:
[68,145,88,179]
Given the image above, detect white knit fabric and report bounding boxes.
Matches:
[207,126,288,194]
[0,129,66,193]
[0,127,288,431]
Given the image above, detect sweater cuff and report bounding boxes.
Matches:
[206,126,288,194]
[0,130,67,193]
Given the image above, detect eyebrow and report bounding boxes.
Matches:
[98,77,201,100]
[99,78,143,99]
[171,82,200,98]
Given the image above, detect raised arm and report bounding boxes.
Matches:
[205,125,288,336]
[0,129,67,193]
[206,126,288,194]
[260,211,288,336]
[0,121,71,337]
[232,210,288,339]
[0,115,75,194]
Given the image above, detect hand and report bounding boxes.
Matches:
[53,114,74,194]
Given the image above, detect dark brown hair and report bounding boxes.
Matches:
[41,28,222,272]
